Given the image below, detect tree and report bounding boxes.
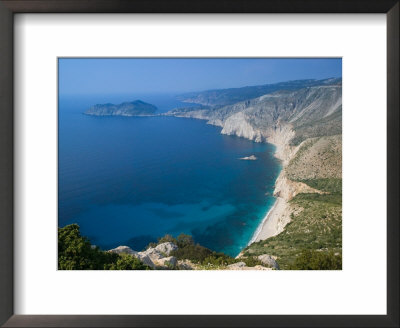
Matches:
[108,254,148,270]
[58,224,150,270]
[157,234,176,244]
[176,233,194,248]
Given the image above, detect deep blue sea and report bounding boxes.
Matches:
[58,94,281,256]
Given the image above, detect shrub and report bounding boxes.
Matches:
[171,244,213,263]
[58,224,150,270]
[108,254,149,270]
[292,249,342,270]
[157,234,177,244]
[242,256,263,267]
[168,237,234,265]
[176,233,194,248]
[201,253,236,266]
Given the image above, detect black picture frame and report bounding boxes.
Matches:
[0,1,398,327]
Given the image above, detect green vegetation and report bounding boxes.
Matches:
[300,178,342,193]
[256,131,342,270]
[58,226,267,270]
[241,256,263,267]
[292,249,342,270]
[244,188,342,270]
[58,224,150,270]
[107,253,149,270]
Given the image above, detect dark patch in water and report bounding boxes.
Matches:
[148,208,184,219]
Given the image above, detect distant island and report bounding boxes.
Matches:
[85,100,157,116]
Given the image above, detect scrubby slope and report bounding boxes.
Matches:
[244,135,342,269]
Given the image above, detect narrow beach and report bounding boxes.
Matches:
[247,133,293,246]
[249,197,288,244]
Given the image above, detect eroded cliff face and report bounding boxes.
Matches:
[220,112,264,142]
[285,135,342,180]
[168,84,341,149]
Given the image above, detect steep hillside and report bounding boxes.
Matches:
[285,135,342,181]
[244,136,342,269]
[178,78,341,107]
[168,81,342,146]
[244,192,342,269]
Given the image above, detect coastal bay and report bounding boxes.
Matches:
[167,79,342,259]
[59,94,281,257]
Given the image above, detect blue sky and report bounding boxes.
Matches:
[59,58,341,95]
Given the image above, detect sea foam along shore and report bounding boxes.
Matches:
[246,126,300,246]
[248,198,278,245]
[248,197,287,244]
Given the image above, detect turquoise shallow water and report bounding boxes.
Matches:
[58,94,281,256]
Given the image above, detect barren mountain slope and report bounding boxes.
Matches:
[168,82,342,146]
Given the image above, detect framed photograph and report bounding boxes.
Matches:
[0,0,398,327]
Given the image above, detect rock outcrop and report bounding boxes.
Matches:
[258,254,280,269]
[108,245,138,256]
[155,242,178,256]
[108,243,278,270]
[177,260,197,270]
[157,256,177,269]
[227,262,247,269]
[109,242,179,269]
[226,262,273,270]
